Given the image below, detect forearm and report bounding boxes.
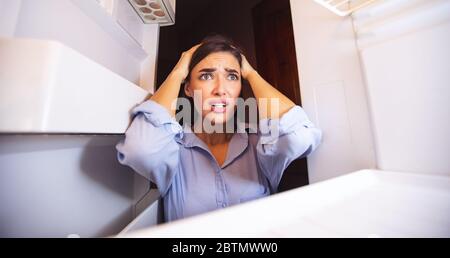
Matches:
[246,70,296,119]
[150,70,184,118]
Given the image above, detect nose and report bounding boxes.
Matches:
[212,75,227,97]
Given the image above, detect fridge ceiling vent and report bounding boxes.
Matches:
[128,0,175,26]
[313,0,378,16]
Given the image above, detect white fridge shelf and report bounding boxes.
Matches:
[0,38,148,134]
[119,169,450,237]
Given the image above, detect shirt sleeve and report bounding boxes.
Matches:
[115,100,183,197]
[256,105,322,192]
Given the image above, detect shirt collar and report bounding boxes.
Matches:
[176,126,249,169]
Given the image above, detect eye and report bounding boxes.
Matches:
[227,73,239,81]
[199,73,213,80]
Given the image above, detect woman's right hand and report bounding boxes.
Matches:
[172,44,201,80]
[241,54,256,79]
[150,44,201,117]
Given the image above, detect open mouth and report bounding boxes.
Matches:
[209,99,229,113]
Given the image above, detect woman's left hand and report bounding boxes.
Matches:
[241,54,256,79]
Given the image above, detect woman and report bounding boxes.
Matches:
[116,35,322,222]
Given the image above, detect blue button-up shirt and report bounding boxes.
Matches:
[116,100,322,222]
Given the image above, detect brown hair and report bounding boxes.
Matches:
[185,34,244,83]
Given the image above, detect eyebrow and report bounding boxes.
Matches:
[225,68,240,74]
[198,68,240,74]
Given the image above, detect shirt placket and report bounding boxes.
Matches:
[215,167,228,208]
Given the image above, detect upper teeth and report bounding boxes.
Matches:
[213,103,226,107]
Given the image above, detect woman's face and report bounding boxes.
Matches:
[185,51,242,125]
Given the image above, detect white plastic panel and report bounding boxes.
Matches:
[354,0,450,176]
[290,0,376,183]
[313,0,378,16]
[116,193,162,237]
[0,134,141,237]
[1,0,142,84]
[71,0,147,60]
[119,169,450,237]
[353,0,450,49]
[0,38,148,134]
